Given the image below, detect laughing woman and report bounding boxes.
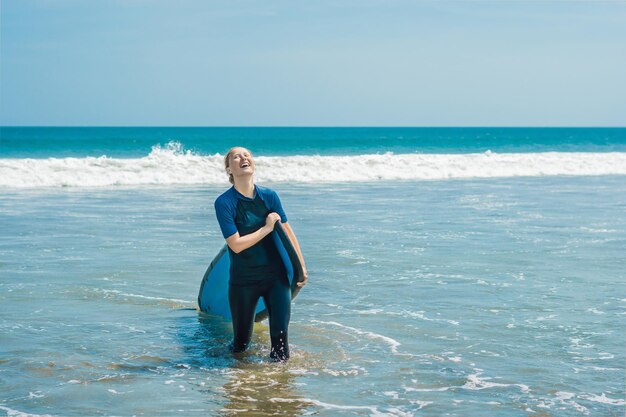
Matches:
[214,147,308,361]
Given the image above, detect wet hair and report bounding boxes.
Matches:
[224,147,252,184]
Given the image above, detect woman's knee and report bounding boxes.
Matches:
[266,288,291,335]
[229,284,259,352]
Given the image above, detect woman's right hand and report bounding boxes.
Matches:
[265,212,281,230]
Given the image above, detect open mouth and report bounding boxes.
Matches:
[240,161,250,168]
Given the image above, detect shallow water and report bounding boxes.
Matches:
[1,176,625,416]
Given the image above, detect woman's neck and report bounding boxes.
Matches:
[234,176,255,198]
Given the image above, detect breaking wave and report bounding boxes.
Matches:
[1,141,625,188]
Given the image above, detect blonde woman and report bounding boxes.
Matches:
[214,147,307,361]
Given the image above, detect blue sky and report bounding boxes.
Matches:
[1,0,625,126]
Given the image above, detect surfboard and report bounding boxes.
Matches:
[198,222,305,322]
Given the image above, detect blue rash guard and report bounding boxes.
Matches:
[214,184,292,360]
[214,184,288,286]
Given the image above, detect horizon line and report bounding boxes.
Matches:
[1,125,625,129]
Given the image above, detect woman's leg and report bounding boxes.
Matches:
[262,277,291,361]
[228,284,261,353]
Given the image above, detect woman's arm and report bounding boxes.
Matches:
[225,213,280,254]
[282,222,308,286]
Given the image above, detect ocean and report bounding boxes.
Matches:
[1,127,625,416]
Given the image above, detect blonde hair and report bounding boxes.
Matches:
[224,147,252,184]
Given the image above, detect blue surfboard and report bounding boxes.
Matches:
[198,223,305,322]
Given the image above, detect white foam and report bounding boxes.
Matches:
[551,391,591,415]
[0,406,55,417]
[383,391,400,399]
[270,398,421,416]
[554,391,576,401]
[2,142,625,188]
[269,397,372,410]
[581,365,621,372]
[580,393,626,406]
[96,289,194,306]
[404,385,451,392]
[405,371,529,394]
[462,373,530,393]
[401,310,460,326]
[409,401,433,410]
[311,320,401,354]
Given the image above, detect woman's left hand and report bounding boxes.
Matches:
[297,266,308,287]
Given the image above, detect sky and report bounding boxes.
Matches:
[1,0,625,127]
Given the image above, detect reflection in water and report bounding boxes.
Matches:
[219,362,307,417]
[190,312,308,416]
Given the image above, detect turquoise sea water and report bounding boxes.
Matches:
[1,128,625,416]
[2,127,626,158]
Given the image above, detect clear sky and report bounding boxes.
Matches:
[1,0,625,126]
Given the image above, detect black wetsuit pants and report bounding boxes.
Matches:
[228,275,291,361]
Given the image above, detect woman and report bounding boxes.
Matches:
[214,147,307,361]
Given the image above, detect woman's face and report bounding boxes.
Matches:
[227,147,255,179]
